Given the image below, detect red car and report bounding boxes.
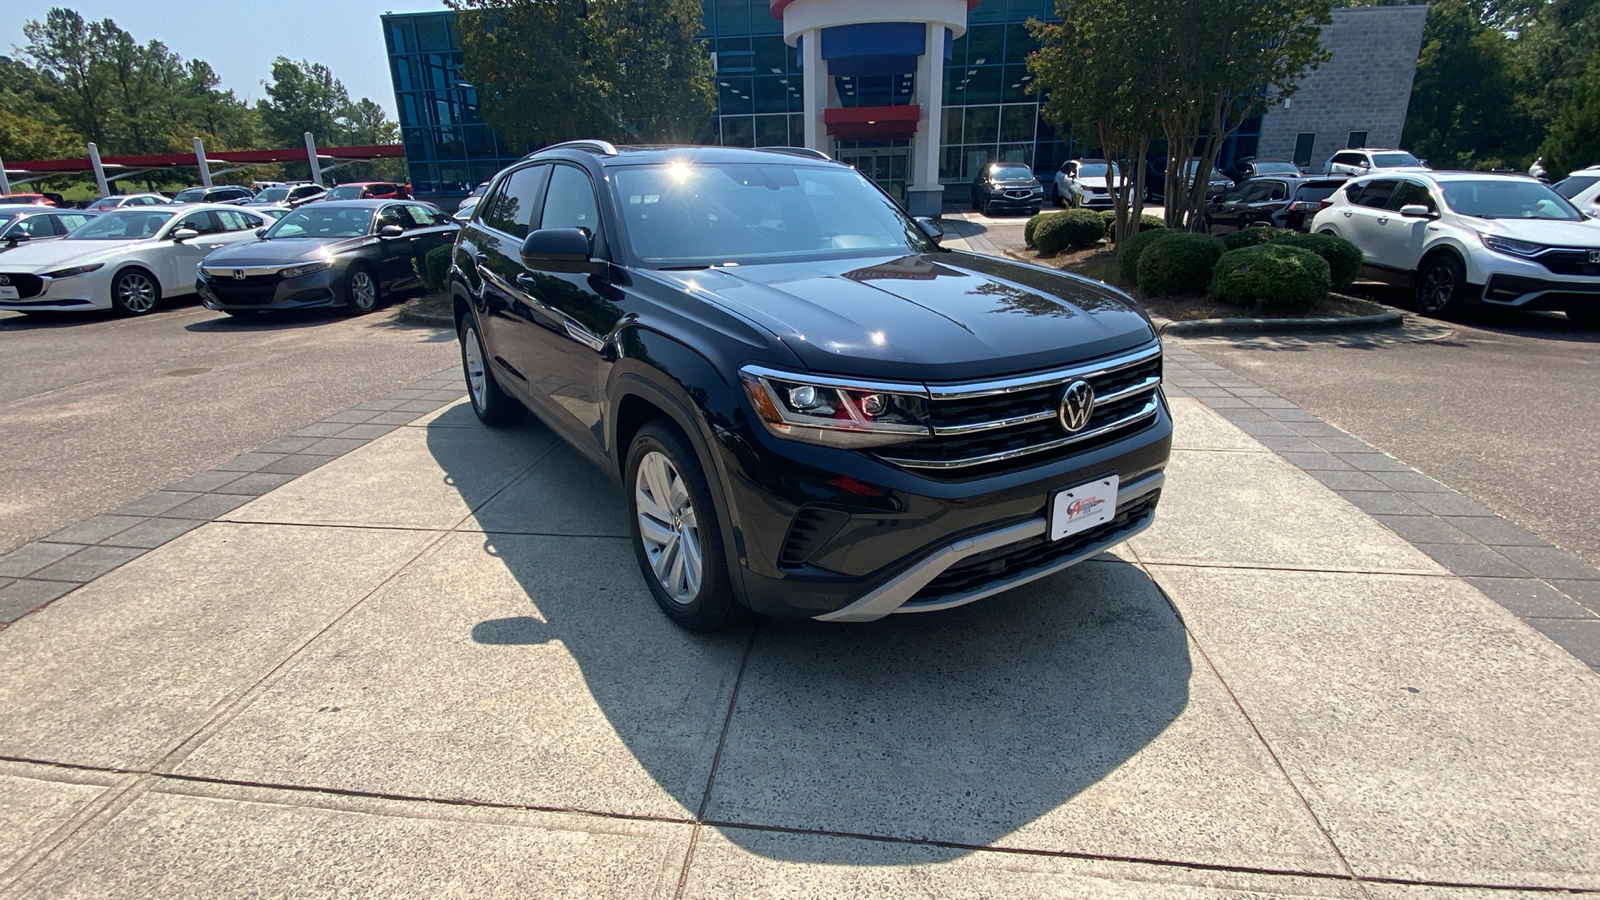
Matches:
[0,193,61,207]
[321,182,412,201]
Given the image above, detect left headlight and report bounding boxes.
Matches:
[1480,234,1546,258]
[740,366,931,449]
[281,260,333,279]
[43,263,104,279]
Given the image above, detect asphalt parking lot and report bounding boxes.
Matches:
[0,299,456,556]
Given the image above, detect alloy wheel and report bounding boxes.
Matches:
[1419,262,1455,314]
[349,270,377,310]
[116,272,156,313]
[463,323,487,410]
[634,450,703,606]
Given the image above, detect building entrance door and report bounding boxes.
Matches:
[837,147,909,205]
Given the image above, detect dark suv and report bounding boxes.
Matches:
[452,142,1170,631]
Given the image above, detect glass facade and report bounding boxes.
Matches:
[383,11,527,199]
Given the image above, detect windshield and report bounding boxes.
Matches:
[324,185,364,201]
[613,162,932,266]
[264,205,375,238]
[67,209,176,240]
[1078,163,1119,179]
[988,164,1033,181]
[1372,152,1422,168]
[87,197,118,207]
[1255,162,1300,176]
[174,188,208,202]
[1554,174,1600,200]
[1440,179,1582,220]
[253,187,290,202]
[0,213,17,226]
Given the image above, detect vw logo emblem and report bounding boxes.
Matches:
[232,270,246,280]
[1058,380,1096,433]
[1589,250,1600,265]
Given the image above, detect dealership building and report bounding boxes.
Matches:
[382,2,1426,213]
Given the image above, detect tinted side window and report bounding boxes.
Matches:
[1331,153,1363,167]
[540,164,605,256]
[480,164,550,239]
[1266,181,1289,201]
[376,205,408,230]
[1351,180,1398,209]
[15,216,53,236]
[215,210,252,231]
[1390,181,1437,213]
[175,210,222,234]
[59,214,92,232]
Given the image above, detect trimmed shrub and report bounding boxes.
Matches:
[1114,227,1169,285]
[1099,209,1166,237]
[1136,232,1225,296]
[1220,226,1290,251]
[1210,244,1331,311]
[1268,231,1362,291]
[1034,208,1107,255]
[1024,210,1056,248]
[419,244,452,294]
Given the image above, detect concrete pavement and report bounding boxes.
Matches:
[2,339,1599,895]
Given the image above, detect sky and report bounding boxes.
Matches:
[4,0,449,119]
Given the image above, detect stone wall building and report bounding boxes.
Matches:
[1257,5,1430,171]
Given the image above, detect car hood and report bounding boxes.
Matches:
[647,251,1156,381]
[993,180,1041,190]
[203,236,375,266]
[1475,218,1600,247]
[0,238,145,272]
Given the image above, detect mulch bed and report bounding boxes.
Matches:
[1012,244,1388,321]
[398,292,452,319]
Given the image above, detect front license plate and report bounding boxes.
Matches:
[1050,475,1119,541]
[0,286,18,300]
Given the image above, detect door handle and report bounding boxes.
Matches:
[1377,216,1389,224]
[1342,210,1352,217]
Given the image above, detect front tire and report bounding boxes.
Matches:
[110,268,159,316]
[626,421,739,632]
[343,265,378,315]
[458,314,522,426]
[1415,255,1466,317]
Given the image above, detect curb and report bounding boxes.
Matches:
[1160,308,1403,337]
[397,310,454,328]
[999,249,1404,337]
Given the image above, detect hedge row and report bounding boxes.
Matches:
[1024,208,1164,253]
[1210,244,1331,310]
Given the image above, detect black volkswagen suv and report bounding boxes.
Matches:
[452,143,1170,631]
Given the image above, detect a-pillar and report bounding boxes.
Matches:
[801,29,828,154]
[906,21,946,218]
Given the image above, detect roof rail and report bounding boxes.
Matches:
[761,146,833,161]
[529,139,620,158]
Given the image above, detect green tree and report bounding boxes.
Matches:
[21,8,113,146]
[1538,53,1600,172]
[1402,0,1536,170]
[449,0,715,147]
[0,57,80,161]
[257,57,352,147]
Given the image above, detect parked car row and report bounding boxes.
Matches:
[0,199,455,318]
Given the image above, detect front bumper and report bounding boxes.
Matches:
[1481,272,1600,311]
[197,266,340,311]
[983,191,1044,212]
[719,396,1173,621]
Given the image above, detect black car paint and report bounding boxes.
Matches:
[970,166,1044,215]
[452,146,1170,618]
[1205,176,1349,233]
[196,200,457,311]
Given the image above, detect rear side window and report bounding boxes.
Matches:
[216,209,258,231]
[1331,152,1364,167]
[58,214,92,232]
[1350,180,1398,208]
[479,165,550,239]
[1265,181,1288,201]
[174,210,222,234]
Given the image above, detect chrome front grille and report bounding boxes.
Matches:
[878,344,1162,474]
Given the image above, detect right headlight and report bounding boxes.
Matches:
[280,260,333,279]
[739,366,931,448]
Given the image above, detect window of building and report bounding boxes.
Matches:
[1347,131,1369,149]
[1293,133,1317,169]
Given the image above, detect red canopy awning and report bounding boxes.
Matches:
[823,105,922,140]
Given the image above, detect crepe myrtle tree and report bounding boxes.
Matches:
[448,0,714,148]
[1028,0,1162,243]
[1150,0,1332,230]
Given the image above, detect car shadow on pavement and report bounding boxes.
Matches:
[1352,282,1600,342]
[433,414,1193,865]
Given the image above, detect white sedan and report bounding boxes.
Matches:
[0,205,269,316]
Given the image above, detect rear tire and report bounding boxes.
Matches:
[458,314,523,426]
[1415,255,1466,317]
[110,268,159,316]
[626,421,740,632]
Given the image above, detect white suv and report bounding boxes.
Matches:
[1323,148,1427,177]
[1310,171,1600,325]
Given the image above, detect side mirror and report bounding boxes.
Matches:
[4,231,30,245]
[519,227,598,273]
[379,224,405,239]
[1398,204,1434,219]
[171,227,200,242]
[254,228,268,239]
[913,216,943,243]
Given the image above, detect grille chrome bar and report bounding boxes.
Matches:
[929,374,1163,437]
[882,398,1160,470]
[926,343,1162,401]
